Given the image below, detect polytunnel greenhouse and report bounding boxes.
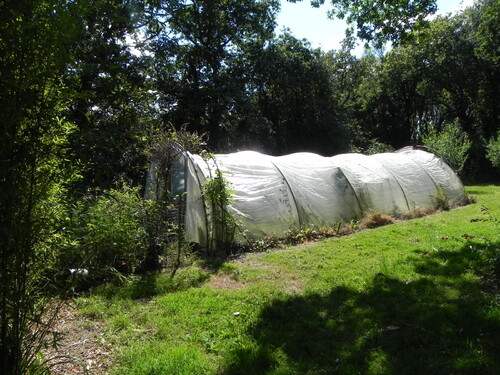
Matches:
[147,147,466,247]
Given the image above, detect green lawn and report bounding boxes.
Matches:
[77,185,500,375]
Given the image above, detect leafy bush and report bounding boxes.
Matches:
[85,185,147,275]
[61,184,148,282]
[421,121,472,173]
[350,138,394,155]
[486,131,500,169]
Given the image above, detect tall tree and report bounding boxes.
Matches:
[145,0,279,150]
[289,0,438,46]
[344,2,499,180]
[0,0,82,373]
[65,0,153,193]
[249,33,349,154]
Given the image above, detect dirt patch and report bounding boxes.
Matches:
[208,274,247,290]
[208,258,304,293]
[43,302,112,375]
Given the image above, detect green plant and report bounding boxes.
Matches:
[72,185,500,375]
[62,184,148,282]
[421,121,472,174]
[0,3,82,367]
[203,168,238,255]
[431,187,450,211]
[346,219,361,232]
[485,131,500,169]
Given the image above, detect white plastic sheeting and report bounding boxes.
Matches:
[173,147,465,246]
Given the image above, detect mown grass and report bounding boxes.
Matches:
[76,185,500,375]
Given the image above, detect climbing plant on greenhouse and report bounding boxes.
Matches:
[202,166,239,255]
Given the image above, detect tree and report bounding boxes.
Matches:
[344,3,498,180]
[249,33,349,154]
[474,0,500,68]
[349,46,425,147]
[0,0,82,373]
[145,0,279,151]
[289,0,438,46]
[65,0,153,193]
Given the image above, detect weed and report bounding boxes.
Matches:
[432,187,450,211]
[347,219,361,232]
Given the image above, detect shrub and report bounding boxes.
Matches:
[61,184,148,282]
[421,121,472,174]
[85,185,147,276]
[485,131,500,169]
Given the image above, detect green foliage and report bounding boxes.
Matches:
[80,185,147,277]
[145,0,279,150]
[249,33,349,154]
[324,0,438,47]
[59,184,151,285]
[0,0,83,373]
[486,131,500,169]
[431,187,450,211]
[422,121,472,173]
[340,4,498,179]
[61,180,200,286]
[474,0,500,67]
[65,0,153,193]
[203,169,239,254]
[350,138,394,155]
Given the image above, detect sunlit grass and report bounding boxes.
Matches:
[77,185,500,374]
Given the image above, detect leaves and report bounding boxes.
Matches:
[422,121,472,174]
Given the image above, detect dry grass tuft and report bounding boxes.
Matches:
[462,194,477,205]
[361,211,395,229]
[401,206,437,220]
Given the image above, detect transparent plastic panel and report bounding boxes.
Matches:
[214,151,300,240]
[399,149,465,205]
[371,153,439,210]
[184,154,208,246]
[273,153,362,225]
[331,153,409,215]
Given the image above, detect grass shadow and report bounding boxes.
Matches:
[222,240,500,374]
